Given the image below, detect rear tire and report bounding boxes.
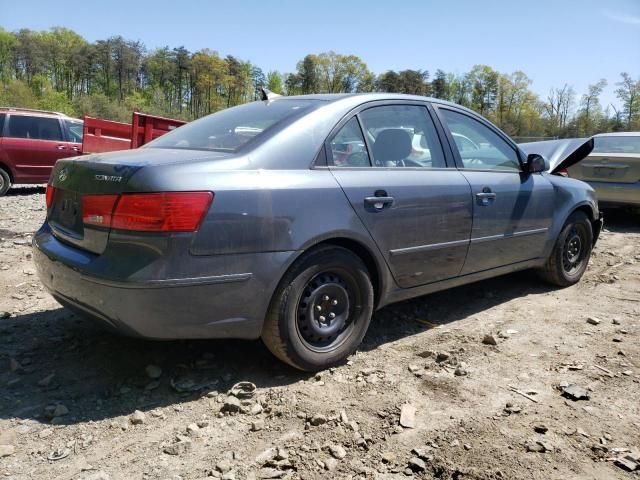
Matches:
[0,168,10,197]
[262,246,374,371]
[538,211,593,287]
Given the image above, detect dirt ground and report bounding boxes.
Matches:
[0,186,639,480]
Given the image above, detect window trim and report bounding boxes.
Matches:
[320,100,453,170]
[432,104,524,173]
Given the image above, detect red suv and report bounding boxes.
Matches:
[0,108,83,196]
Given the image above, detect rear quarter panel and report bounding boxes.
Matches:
[186,169,379,255]
[126,162,392,293]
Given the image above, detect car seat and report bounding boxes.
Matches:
[372,129,412,167]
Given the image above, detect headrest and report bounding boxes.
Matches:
[372,129,412,164]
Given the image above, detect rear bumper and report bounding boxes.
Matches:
[32,223,297,340]
[587,180,640,207]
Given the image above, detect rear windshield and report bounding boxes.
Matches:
[593,136,640,154]
[146,100,319,153]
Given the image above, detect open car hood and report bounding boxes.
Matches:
[518,137,594,174]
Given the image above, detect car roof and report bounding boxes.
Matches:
[0,107,80,121]
[277,93,476,114]
[593,131,640,137]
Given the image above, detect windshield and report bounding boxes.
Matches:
[146,100,319,153]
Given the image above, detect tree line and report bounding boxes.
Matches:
[1,27,639,139]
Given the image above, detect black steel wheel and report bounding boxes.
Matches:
[296,270,356,352]
[562,225,586,276]
[262,245,374,371]
[538,211,593,287]
[0,168,10,197]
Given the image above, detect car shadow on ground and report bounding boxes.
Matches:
[4,185,45,196]
[600,208,640,234]
[0,268,555,426]
[361,269,554,352]
[0,208,631,426]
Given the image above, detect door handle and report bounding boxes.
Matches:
[56,145,66,150]
[364,196,394,210]
[475,190,496,206]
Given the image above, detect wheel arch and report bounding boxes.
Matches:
[0,161,13,182]
[318,237,383,307]
[274,235,388,311]
[568,202,601,246]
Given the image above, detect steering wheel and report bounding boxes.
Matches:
[400,158,423,168]
[464,158,483,166]
[344,151,370,167]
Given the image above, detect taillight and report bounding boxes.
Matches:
[80,192,213,232]
[82,195,119,228]
[556,168,569,177]
[45,185,55,209]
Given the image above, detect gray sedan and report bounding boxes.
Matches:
[33,93,602,370]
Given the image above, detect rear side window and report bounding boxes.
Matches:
[359,105,446,168]
[147,99,319,153]
[593,136,640,154]
[440,109,520,172]
[65,119,83,143]
[329,117,371,167]
[0,114,5,136]
[6,115,64,141]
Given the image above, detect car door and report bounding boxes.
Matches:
[61,117,83,156]
[4,114,71,183]
[328,103,473,289]
[0,113,6,167]
[434,106,554,274]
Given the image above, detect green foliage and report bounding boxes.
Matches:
[266,71,284,95]
[575,79,607,137]
[73,92,131,122]
[0,79,38,108]
[376,69,430,96]
[616,73,640,130]
[287,51,373,94]
[0,27,634,138]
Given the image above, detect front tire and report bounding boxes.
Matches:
[262,246,374,371]
[538,211,593,287]
[0,168,10,197]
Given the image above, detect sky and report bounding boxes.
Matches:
[1,0,639,109]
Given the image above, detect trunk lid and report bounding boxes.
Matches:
[47,148,229,254]
[568,153,640,184]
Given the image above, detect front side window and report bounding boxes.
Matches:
[6,115,64,141]
[440,109,520,171]
[147,99,319,153]
[0,114,6,136]
[593,136,640,154]
[359,105,446,168]
[65,119,83,143]
[329,117,371,167]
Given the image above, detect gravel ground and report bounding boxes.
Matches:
[0,185,639,480]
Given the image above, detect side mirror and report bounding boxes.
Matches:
[526,154,548,174]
